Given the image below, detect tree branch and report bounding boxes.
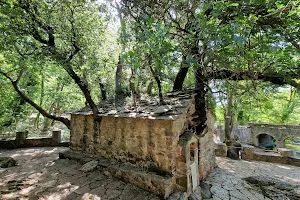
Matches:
[61,63,99,119]
[17,0,99,119]
[0,69,71,129]
[207,69,300,89]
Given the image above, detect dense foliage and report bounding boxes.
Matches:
[0,0,299,137]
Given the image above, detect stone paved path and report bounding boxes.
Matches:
[204,157,300,200]
[0,147,160,200]
[1,147,299,200]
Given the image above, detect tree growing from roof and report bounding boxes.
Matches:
[120,0,299,135]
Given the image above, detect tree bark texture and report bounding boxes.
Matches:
[194,68,208,135]
[224,93,235,146]
[115,56,123,99]
[173,55,189,91]
[99,80,107,101]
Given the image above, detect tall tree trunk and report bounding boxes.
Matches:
[114,2,126,102]
[194,68,207,135]
[129,68,137,108]
[191,39,208,135]
[147,81,154,95]
[148,55,164,104]
[115,56,123,99]
[99,80,107,101]
[173,55,189,91]
[42,103,54,133]
[35,74,45,128]
[224,93,235,146]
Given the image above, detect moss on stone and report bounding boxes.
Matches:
[0,157,17,168]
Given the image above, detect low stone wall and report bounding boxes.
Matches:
[242,145,300,166]
[0,130,69,149]
[215,125,252,144]
[215,123,300,148]
[214,143,300,167]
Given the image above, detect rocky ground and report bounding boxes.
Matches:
[0,147,299,200]
[203,157,300,200]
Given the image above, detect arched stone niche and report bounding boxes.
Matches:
[256,134,275,149]
[176,132,199,193]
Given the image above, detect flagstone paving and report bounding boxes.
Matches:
[0,147,299,200]
[204,157,300,200]
[0,147,159,200]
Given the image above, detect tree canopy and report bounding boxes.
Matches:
[0,0,299,136]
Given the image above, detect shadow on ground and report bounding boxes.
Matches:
[0,147,160,200]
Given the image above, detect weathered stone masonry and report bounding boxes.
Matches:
[69,92,215,198]
[249,123,300,148]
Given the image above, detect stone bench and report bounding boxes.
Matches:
[277,148,293,157]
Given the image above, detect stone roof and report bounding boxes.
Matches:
[71,90,195,120]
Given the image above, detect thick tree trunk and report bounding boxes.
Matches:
[173,67,189,91]
[224,93,241,159]
[190,40,208,135]
[115,56,123,99]
[173,56,188,91]
[194,68,207,135]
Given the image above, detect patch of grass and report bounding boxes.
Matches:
[285,144,300,151]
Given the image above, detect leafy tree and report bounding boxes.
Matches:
[0,0,111,128]
[121,0,299,135]
[0,0,299,138]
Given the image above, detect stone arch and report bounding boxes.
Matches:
[255,134,276,149]
[250,124,300,148]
